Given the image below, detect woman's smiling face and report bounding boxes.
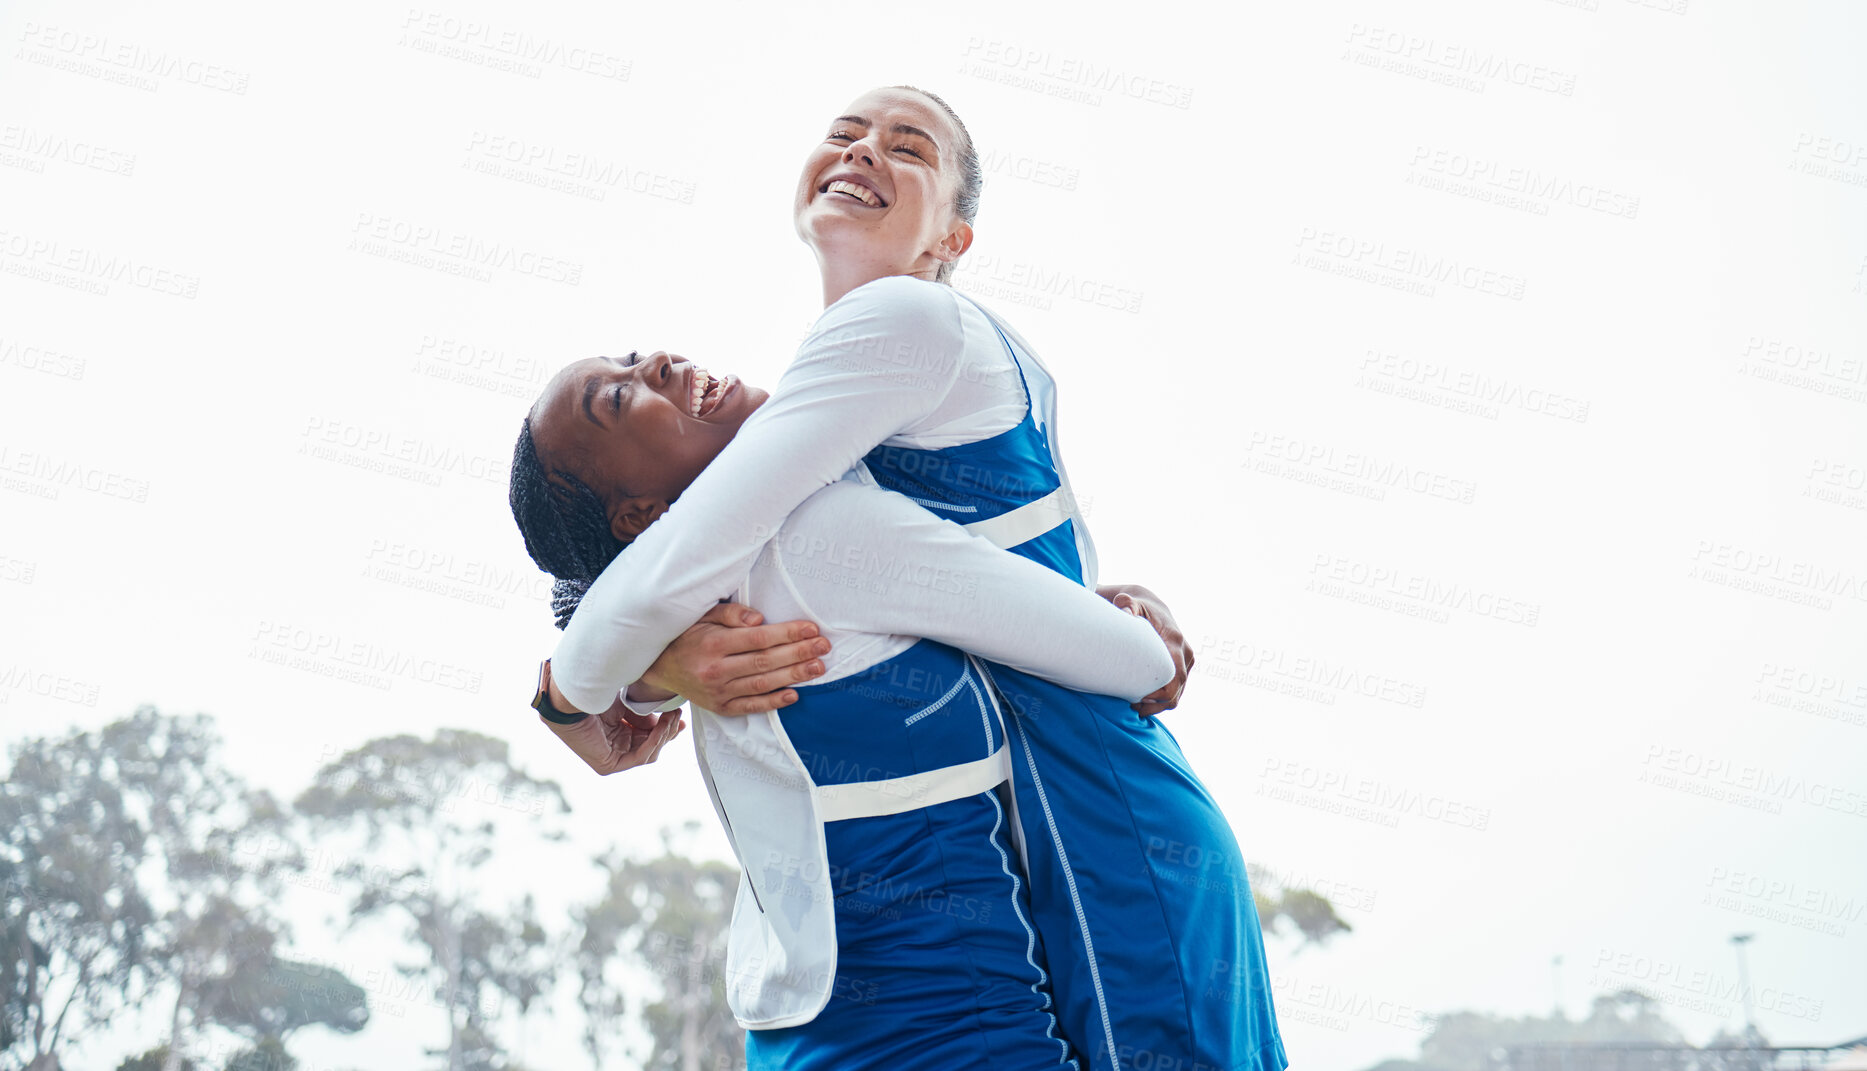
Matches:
[527,352,768,540]
[793,87,970,281]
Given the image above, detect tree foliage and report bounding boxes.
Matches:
[296,730,569,1071]
[1249,866,1353,950]
[6,710,1359,1071]
[3,710,369,1071]
[2,718,157,1069]
[577,826,743,1071]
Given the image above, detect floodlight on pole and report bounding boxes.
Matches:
[1731,933,1757,1043]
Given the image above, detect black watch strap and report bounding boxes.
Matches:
[532,660,590,725]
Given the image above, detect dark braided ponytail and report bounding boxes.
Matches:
[550,578,591,631]
[508,417,627,629]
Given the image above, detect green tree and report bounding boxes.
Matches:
[577,825,742,1071]
[1248,865,1353,950]
[5,710,372,1071]
[116,1047,195,1071]
[207,957,369,1044]
[1,723,156,1070]
[91,712,302,1071]
[295,730,569,1071]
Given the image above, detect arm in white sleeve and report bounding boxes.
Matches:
[549,277,968,714]
[774,482,1174,703]
[620,689,685,716]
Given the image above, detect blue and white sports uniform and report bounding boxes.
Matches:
[684,476,1174,1067]
[555,276,1286,1070]
[860,307,1287,1071]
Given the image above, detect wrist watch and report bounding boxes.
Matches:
[530,659,589,725]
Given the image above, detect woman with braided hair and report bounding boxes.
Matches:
[512,349,1176,1068]
[525,86,1286,1071]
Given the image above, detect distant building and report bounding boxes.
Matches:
[1484,1038,1867,1071]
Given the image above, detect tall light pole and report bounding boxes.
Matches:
[1551,955,1564,1020]
[1731,933,1757,1043]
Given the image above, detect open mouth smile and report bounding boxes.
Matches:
[820,177,886,208]
[688,366,735,419]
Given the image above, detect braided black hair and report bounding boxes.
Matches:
[508,416,627,629]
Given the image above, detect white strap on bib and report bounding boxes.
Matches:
[814,744,1012,823]
[962,486,1075,550]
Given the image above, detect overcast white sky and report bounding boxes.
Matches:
[3,1,1864,1069]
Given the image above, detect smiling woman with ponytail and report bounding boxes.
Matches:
[528,85,1286,1071]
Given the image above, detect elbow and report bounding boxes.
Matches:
[1134,646,1176,703]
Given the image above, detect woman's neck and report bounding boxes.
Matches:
[816,247,940,308]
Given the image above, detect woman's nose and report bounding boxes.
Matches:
[648,351,674,383]
[842,142,877,167]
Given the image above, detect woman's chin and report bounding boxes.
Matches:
[720,383,770,428]
[801,206,883,247]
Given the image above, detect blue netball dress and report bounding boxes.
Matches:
[858,298,1288,1071]
[725,639,1081,1070]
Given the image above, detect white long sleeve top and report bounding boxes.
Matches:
[734,472,1169,698]
[551,275,1103,714]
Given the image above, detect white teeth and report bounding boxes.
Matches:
[691,369,706,416]
[826,180,879,207]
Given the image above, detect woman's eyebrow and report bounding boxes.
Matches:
[832,114,939,152]
[892,124,938,150]
[581,376,603,425]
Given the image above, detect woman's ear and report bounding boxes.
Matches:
[608,497,670,542]
[933,220,974,266]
